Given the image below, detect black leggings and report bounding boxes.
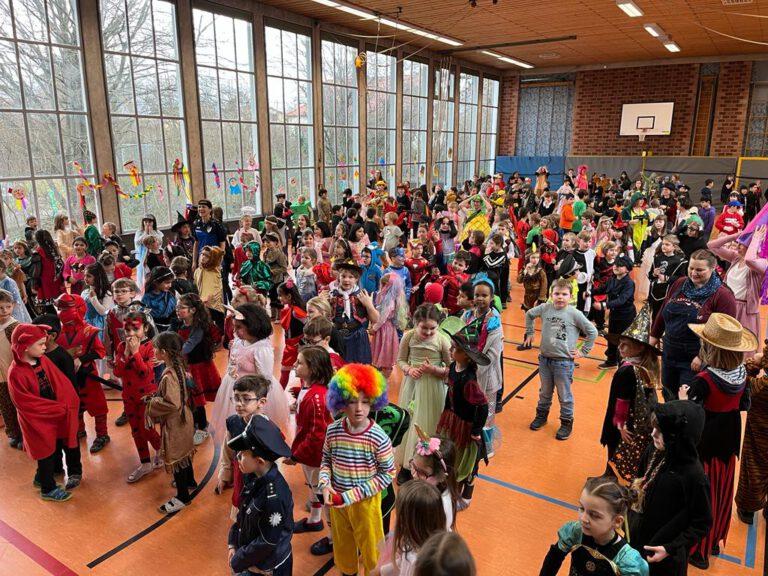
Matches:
[173,465,197,503]
[36,442,82,493]
[193,405,208,430]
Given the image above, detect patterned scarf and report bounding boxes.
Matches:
[681,273,721,300]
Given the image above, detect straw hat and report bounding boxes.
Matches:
[688,313,758,353]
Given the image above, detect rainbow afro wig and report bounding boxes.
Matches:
[327,364,388,412]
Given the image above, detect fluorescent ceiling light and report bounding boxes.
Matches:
[643,23,662,37]
[663,40,680,52]
[435,36,462,47]
[616,1,643,17]
[376,17,411,31]
[310,0,340,6]
[482,50,534,69]
[336,5,376,19]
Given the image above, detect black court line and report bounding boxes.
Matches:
[87,440,221,569]
[501,367,540,407]
[312,557,336,576]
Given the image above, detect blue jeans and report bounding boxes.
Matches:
[536,355,575,420]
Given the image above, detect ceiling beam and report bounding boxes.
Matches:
[441,35,577,54]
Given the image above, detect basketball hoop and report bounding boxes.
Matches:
[638,129,649,142]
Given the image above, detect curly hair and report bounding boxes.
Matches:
[326,363,388,412]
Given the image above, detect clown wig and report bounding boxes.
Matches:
[327,364,388,412]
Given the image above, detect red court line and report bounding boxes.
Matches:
[0,518,79,576]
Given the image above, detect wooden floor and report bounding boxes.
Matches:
[0,279,764,576]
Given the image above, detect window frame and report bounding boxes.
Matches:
[479,76,500,178]
[401,57,429,187]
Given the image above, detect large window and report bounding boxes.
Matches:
[479,77,499,177]
[265,25,314,203]
[745,63,768,157]
[432,66,454,187]
[456,72,478,185]
[321,40,359,203]
[0,0,97,240]
[194,8,260,220]
[101,0,187,231]
[401,58,428,187]
[366,50,395,192]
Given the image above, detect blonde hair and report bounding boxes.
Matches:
[307,295,332,319]
[699,340,744,371]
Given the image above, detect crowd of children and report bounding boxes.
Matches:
[1,170,767,575]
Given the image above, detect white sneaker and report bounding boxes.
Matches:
[153,455,165,469]
[158,497,186,514]
[127,463,153,483]
[193,429,209,446]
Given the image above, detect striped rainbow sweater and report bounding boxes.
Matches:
[319,417,395,506]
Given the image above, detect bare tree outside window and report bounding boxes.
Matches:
[401,58,427,187]
[366,49,395,192]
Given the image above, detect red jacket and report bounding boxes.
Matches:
[406,257,429,288]
[714,210,744,235]
[35,247,65,300]
[291,383,333,467]
[114,262,133,280]
[113,339,156,400]
[439,268,470,314]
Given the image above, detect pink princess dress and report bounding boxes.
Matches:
[370,273,408,373]
[211,336,291,442]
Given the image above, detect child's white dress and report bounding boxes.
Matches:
[211,337,291,442]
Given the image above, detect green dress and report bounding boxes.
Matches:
[395,329,451,468]
[84,225,104,258]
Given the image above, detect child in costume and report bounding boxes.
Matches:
[284,346,335,537]
[227,415,294,575]
[82,209,103,258]
[239,241,273,295]
[146,331,196,513]
[594,256,636,369]
[295,247,319,302]
[0,258,30,322]
[277,279,308,389]
[82,262,113,347]
[329,261,379,364]
[133,214,164,291]
[319,364,395,576]
[384,247,412,301]
[194,245,225,330]
[113,310,163,482]
[647,235,687,321]
[63,237,95,295]
[263,233,289,319]
[211,303,289,442]
[539,476,648,576]
[32,230,65,310]
[374,480,448,576]
[600,303,663,482]
[590,241,618,335]
[370,273,408,379]
[360,247,383,296]
[8,323,82,501]
[438,251,470,316]
[55,293,110,453]
[679,313,757,569]
[409,428,459,529]
[174,292,221,445]
[395,304,450,484]
[437,332,489,511]
[0,289,21,448]
[141,266,177,333]
[517,249,548,313]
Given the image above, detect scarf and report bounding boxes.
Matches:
[708,365,747,394]
[681,273,722,300]
[334,284,360,318]
[15,255,32,270]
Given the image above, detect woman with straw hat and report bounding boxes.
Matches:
[678,312,758,570]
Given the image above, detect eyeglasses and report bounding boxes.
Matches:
[114,289,133,294]
[301,337,325,346]
[231,395,260,405]
[408,458,433,479]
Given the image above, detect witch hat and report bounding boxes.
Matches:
[606,302,660,355]
[171,211,189,233]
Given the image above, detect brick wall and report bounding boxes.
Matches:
[710,61,753,157]
[570,64,700,156]
[498,74,519,155]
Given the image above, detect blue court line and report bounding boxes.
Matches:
[478,473,756,568]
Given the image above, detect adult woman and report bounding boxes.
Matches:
[457,194,491,244]
[707,225,767,352]
[649,249,737,395]
[53,213,81,259]
[629,401,712,576]
[191,199,227,270]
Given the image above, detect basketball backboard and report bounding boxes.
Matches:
[620,102,674,137]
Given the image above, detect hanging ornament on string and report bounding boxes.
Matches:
[76,183,88,217]
[212,163,221,188]
[124,161,141,187]
[354,53,366,69]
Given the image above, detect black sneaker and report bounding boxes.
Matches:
[310,537,333,556]
[115,412,129,427]
[737,508,754,524]
[688,552,709,570]
[597,361,618,369]
[555,419,573,441]
[65,475,82,490]
[529,411,548,431]
[90,435,111,453]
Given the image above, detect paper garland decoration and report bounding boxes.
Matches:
[124,161,141,187]
[173,158,191,202]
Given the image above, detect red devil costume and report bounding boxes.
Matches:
[55,294,109,448]
[112,320,161,464]
[8,323,82,496]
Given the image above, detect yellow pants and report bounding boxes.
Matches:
[330,493,383,575]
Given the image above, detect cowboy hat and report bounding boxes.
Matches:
[449,332,491,366]
[688,313,758,353]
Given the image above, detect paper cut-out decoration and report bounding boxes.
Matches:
[378,157,386,166]
[289,177,297,187]
[229,177,242,195]
[48,188,59,212]
[124,161,141,187]
[353,169,359,179]
[447,148,453,160]
[212,163,221,188]
[8,186,27,212]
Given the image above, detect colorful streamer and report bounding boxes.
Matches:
[212,163,221,188]
[124,161,141,187]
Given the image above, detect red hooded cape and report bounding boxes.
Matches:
[7,324,80,460]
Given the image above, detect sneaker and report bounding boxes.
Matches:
[737,508,754,524]
[65,475,82,490]
[41,486,72,502]
[90,435,110,453]
[127,463,153,483]
[158,497,187,514]
[115,412,129,427]
[310,537,333,556]
[556,419,573,441]
[293,518,324,533]
[456,497,471,512]
[153,455,165,470]
[516,342,532,351]
[529,411,548,431]
[688,552,709,570]
[597,361,618,369]
[193,429,210,446]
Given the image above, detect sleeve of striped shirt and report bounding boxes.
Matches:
[318,426,334,489]
[341,427,395,506]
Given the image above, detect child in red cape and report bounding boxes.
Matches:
[8,323,82,501]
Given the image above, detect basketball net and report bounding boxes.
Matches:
[638,129,649,142]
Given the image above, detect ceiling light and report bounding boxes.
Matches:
[616,1,643,17]
[663,40,680,52]
[643,23,663,37]
[435,36,462,47]
[376,17,411,31]
[336,5,376,19]
[482,50,534,69]
[310,0,340,6]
